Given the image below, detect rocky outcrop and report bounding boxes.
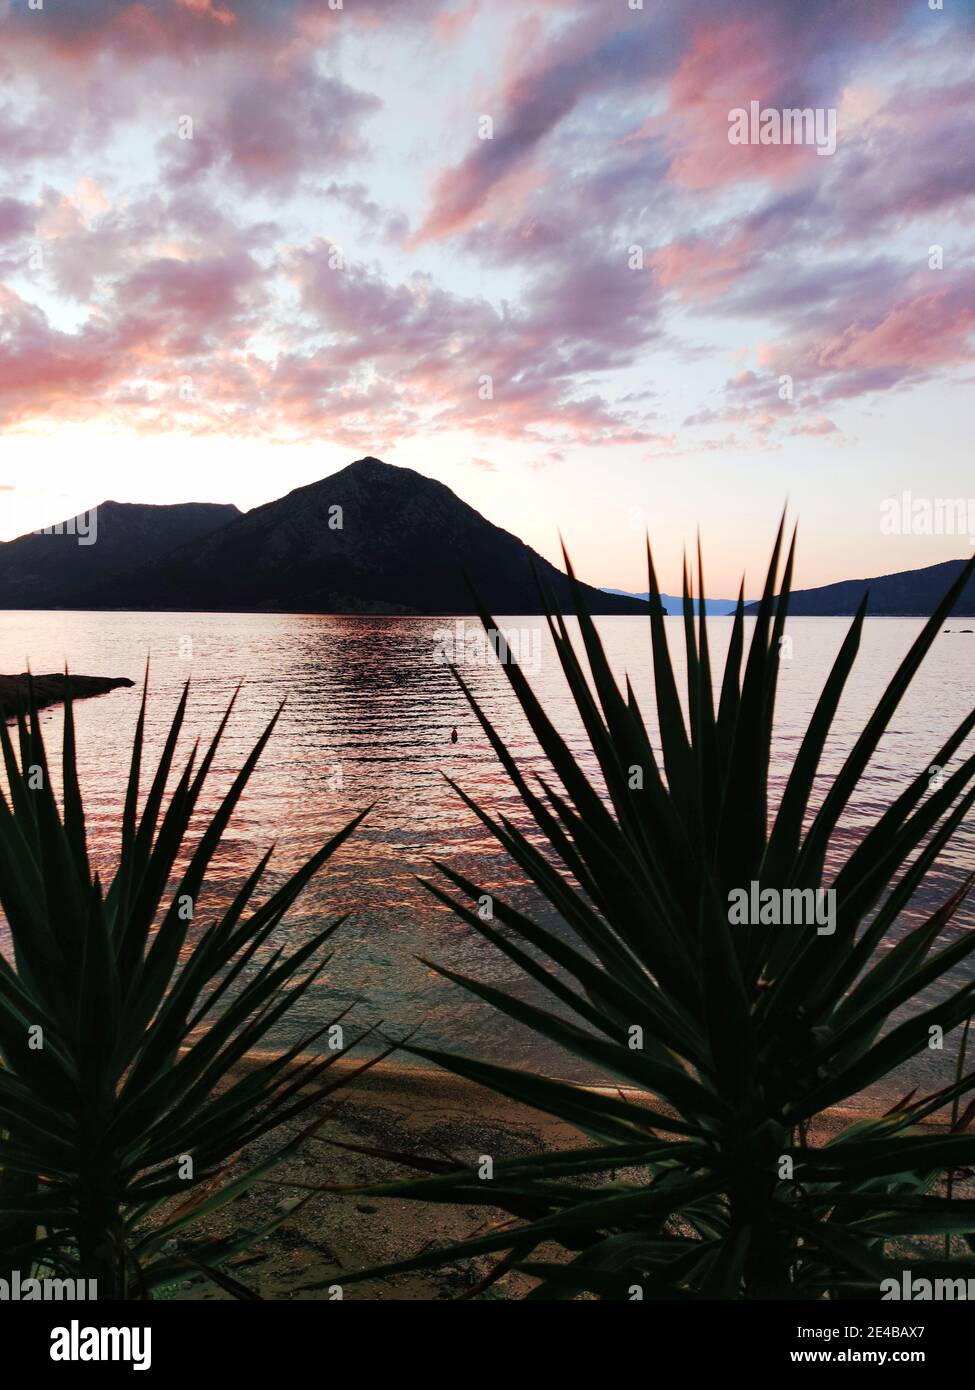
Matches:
[0,674,135,719]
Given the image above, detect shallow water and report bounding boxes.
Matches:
[1,610,973,1109]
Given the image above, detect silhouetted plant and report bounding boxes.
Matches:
[347,529,975,1299]
[0,675,372,1298]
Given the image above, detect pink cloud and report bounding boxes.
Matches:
[747,271,975,409]
[277,240,663,442]
[117,250,265,354]
[0,0,970,462]
[177,0,237,25]
[653,229,757,302]
[413,10,652,242]
[0,197,34,243]
[789,415,838,437]
[662,21,812,191]
[811,281,975,376]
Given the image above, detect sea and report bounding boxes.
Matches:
[1,610,973,1111]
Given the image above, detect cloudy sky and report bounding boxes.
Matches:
[0,0,973,593]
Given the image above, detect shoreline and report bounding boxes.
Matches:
[234,1049,922,1135]
[163,1055,953,1301]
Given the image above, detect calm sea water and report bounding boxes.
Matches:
[2,610,973,1109]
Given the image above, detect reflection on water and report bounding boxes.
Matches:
[1,610,973,1107]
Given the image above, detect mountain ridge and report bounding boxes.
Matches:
[0,500,242,609]
[742,557,975,617]
[3,458,648,616]
[7,463,970,617]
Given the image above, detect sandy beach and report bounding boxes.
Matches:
[160,1059,932,1302]
[164,1061,582,1300]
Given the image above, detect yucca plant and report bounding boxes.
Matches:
[345,527,975,1299]
[0,674,373,1298]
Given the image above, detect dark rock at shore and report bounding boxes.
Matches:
[0,673,135,719]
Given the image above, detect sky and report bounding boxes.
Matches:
[0,0,973,595]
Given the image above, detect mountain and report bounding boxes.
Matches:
[603,589,745,616]
[16,459,649,616]
[0,500,241,609]
[742,559,975,617]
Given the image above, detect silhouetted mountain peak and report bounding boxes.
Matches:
[327,456,450,499]
[43,458,651,616]
[326,455,408,488]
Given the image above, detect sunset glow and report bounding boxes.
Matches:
[1,0,973,593]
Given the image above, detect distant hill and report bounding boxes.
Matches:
[0,500,241,608]
[7,458,649,616]
[742,559,975,617]
[603,589,745,616]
